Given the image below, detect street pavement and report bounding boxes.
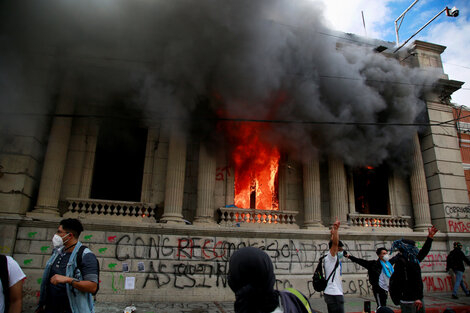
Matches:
[23,292,470,313]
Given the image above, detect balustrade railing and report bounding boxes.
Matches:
[348,213,411,228]
[218,207,298,228]
[65,198,157,222]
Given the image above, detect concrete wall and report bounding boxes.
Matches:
[5,219,466,306]
[421,102,470,233]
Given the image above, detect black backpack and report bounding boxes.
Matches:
[312,255,339,292]
[0,255,10,311]
[75,245,100,296]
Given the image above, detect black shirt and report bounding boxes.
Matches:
[45,252,72,313]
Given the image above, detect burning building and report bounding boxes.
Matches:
[0,0,469,304]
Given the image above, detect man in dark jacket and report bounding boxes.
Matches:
[389,226,438,313]
[446,241,470,299]
[344,247,393,308]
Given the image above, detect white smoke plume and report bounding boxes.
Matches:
[0,0,440,168]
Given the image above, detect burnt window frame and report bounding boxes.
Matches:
[90,119,147,202]
[351,165,390,215]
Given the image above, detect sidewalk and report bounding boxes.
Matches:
[24,293,470,313]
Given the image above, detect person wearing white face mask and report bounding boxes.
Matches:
[36,219,99,313]
[344,247,394,308]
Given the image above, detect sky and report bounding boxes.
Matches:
[320,0,470,107]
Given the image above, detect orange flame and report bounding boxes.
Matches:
[231,122,280,210]
[215,92,285,212]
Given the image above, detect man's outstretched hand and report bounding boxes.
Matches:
[331,218,340,234]
[428,225,438,239]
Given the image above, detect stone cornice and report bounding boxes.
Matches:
[411,40,447,54]
[433,78,465,105]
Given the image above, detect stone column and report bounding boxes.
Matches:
[160,125,187,224]
[303,158,322,227]
[194,144,216,224]
[410,132,432,231]
[30,73,75,217]
[78,121,98,199]
[140,127,159,203]
[347,171,356,214]
[225,166,235,206]
[278,158,288,211]
[388,171,398,216]
[328,157,349,226]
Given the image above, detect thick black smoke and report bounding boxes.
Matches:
[0,0,440,168]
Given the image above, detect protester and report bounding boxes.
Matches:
[0,254,26,313]
[389,226,439,313]
[344,247,393,308]
[323,218,344,313]
[228,246,314,313]
[446,241,470,299]
[36,218,99,313]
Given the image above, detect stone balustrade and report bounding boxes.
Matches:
[65,198,157,222]
[348,213,411,229]
[217,207,298,228]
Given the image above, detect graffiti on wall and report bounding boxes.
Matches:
[421,253,447,270]
[422,275,453,292]
[105,234,442,295]
[20,229,458,300]
[448,219,470,233]
[216,167,231,181]
[445,206,470,218]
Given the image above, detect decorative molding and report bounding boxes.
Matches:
[217,207,298,229]
[348,213,412,229]
[65,198,157,222]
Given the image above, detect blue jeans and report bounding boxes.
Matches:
[453,270,469,296]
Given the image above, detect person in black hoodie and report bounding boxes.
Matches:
[446,241,470,299]
[228,247,315,313]
[344,247,393,308]
[389,225,438,313]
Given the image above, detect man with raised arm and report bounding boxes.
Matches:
[323,218,345,313]
[389,226,439,313]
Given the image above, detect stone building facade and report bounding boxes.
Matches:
[0,39,469,305]
[454,106,470,201]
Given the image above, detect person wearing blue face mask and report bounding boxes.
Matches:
[344,247,393,308]
[323,218,344,313]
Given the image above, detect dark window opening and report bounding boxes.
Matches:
[90,121,147,202]
[353,165,389,215]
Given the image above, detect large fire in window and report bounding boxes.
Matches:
[224,121,280,211]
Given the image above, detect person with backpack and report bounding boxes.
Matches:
[446,241,470,299]
[0,255,26,313]
[388,225,438,313]
[36,218,99,313]
[344,247,393,308]
[228,246,315,313]
[323,218,344,313]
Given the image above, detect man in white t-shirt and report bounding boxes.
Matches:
[0,255,26,313]
[323,218,344,313]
